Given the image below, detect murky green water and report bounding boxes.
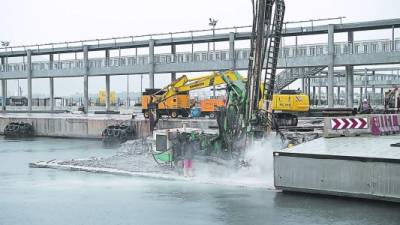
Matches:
[0,137,399,225]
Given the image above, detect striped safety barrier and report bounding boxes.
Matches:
[370,114,400,136]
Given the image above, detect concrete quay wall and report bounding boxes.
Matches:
[0,114,151,139]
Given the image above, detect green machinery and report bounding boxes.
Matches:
[152,0,286,166]
[152,71,247,165]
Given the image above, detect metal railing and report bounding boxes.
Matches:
[311,72,400,86]
[0,17,345,53]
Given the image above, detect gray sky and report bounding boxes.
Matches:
[1,0,400,96]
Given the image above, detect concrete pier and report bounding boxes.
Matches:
[149,39,155,89]
[1,80,6,111]
[327,24,335,108]
[49,54,55,112]
[105,50,111,112]
[27,49,32,112]
[345,31,354,108]
[171,45,176,81]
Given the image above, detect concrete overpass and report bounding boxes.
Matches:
[1,17,400,112]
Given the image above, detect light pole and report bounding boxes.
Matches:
[209,18,218,53]
[209,18,218,97]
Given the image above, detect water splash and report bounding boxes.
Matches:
[189,136,285,189]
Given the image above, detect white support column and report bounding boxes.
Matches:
[105,49,110,112]
[1,79,6,111]
[83,46,89,113]
[326,86,329,105]
[49,78,54,111]
[229,32,236,70]
[27,49,32,112]
[372,85,376,105]
[149,39,155,89]
[126,75,130,108]
[312,86,316,106]
[1,57,5,111]
[171,45,176,81]
[392,26,395,51]
[327,24,335,108]
[318,86,322,106]
[345,31,354,108]
[49,54,54,112]
[105,75,110,111]
[363,68,368,102]
[371,71,376,105]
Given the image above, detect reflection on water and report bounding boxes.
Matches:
[0,137,399,225]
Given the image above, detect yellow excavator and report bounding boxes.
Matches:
[142,70,241,118]
[142,70,309,126]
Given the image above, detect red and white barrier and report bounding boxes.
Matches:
[371,115,400,135]
[331,118,368,130]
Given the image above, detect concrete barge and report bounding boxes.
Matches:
[274,136,400,202]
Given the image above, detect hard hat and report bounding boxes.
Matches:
[363,99,367,102]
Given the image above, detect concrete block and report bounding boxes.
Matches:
[274,136,400,203]
[324,114,400,138]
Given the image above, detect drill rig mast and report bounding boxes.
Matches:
[215,0,285,158]
[246,0,285,134]
[150,0,286,164]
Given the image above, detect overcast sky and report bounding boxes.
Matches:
[1,0,400,97]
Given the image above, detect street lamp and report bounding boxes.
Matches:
[209,18,218,97]
[208,18,218,53]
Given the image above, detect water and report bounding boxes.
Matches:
[0,137,399,225]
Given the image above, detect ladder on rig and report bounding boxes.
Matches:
[263,0,285,106]
[245,0,286,123]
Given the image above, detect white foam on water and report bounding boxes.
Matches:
[184,136,285,189]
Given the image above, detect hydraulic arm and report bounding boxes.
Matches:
[146,70,242,109]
